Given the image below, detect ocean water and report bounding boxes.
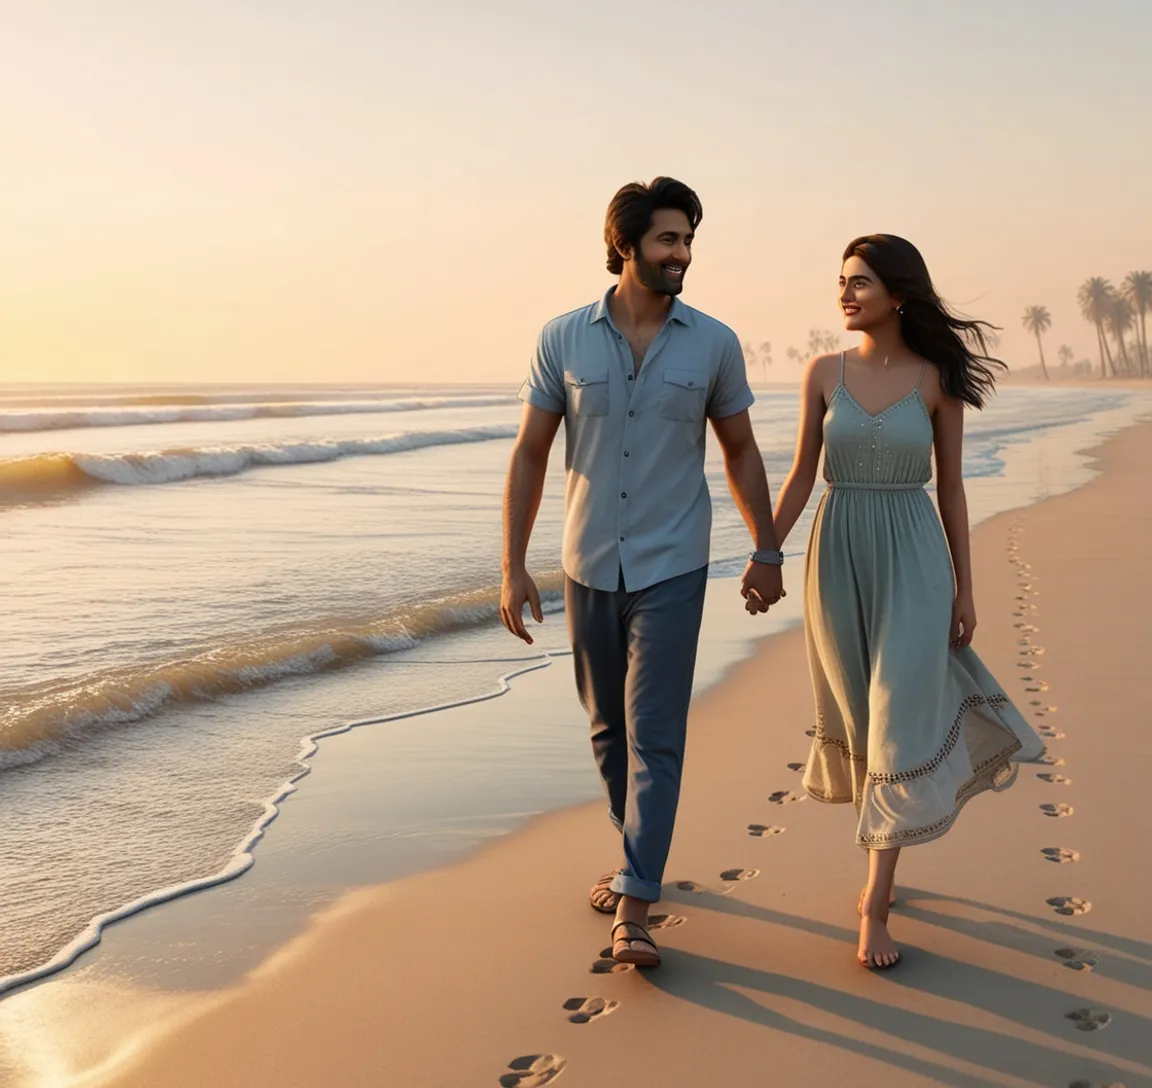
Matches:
[0,380,1146,997]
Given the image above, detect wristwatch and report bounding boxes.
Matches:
[749,549,784,566]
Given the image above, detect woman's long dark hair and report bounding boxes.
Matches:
[842,234,1004,409]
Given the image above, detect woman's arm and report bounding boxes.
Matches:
[932,390,976,648]
[772,356,828,546]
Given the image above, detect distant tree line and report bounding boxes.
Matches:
[1023,270,1150,380]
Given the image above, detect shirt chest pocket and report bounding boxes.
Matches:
[565,368,610,416]
[659,369,708,422]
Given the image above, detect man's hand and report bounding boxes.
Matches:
[500,567,544,643]
[740,560,785,615]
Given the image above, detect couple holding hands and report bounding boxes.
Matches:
[500,177,1044,971]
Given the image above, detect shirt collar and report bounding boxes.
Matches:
[589,286,695,328]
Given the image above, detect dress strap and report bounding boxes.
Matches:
[913,358,929,391]
[839,351,846,386]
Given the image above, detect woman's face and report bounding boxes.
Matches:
[839,255,899,331]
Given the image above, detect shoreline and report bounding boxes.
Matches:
[0,413,1147,1086]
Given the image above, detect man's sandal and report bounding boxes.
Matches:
[611,921,661,968]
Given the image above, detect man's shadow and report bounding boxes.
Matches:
[645,885,1150,1085]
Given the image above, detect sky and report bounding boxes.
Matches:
[2,0,1150,386]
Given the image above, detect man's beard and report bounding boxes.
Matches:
[634,253,685,296]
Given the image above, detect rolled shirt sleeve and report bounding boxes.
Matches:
[518,325,566,414]
[707,331,756,419]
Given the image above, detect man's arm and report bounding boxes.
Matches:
[711,409,784,612]
[500,404,563,643]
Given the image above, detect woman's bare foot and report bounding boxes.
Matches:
[858,905,900,969]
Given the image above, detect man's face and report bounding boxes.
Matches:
[629,208,693,296]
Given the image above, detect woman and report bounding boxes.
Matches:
[771,235,1045,969]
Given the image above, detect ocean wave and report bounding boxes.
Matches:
[0,394,516,433]
[0,578,566,771]
[0,424,518,505]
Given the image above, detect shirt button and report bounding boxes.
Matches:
[628,410,635,417]
[627,374,633,381]
[621,492,627,499]
[624,451,630,457]
[619,535,625,542]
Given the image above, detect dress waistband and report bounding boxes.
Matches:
[825,481,926,491]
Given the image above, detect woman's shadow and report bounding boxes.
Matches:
[895,885,1152,992]
[643,884,1150,1087]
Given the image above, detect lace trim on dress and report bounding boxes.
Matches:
[812,710,867,762]
[867,692,1011,785]
[857,737,1023,847]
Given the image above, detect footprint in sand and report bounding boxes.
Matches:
[1038,773,1073,785]
[589,957,633,975]
[748,824,785,837]
[563,997,619,1024]
[1038,755,1066,766]
[1019,647,1045,657]
[769,790,806,805]
[787,762,805,772]
[1041,803,1074,818]
[499,1054,568,1086]
[1039,727,1065,739]
[678,870,759,895]
[1056,948,1100,972]
[1068,1079,1125,1087]
[1026,681,1050,692]
[1065,1008,1112,1032]
[1048,896,1092,916]
[1042,847,1080,864]
[719,868,760,884]
[805,728,816,737]
[648,914,686,930]
[1016,661,1039,669]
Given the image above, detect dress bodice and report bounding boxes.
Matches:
[822,360,933,489]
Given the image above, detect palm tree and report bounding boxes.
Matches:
[742,341,758,380]
[1122,271,1151,376]
[1107,295,1136,375]
[759,341,772,383]
[1058,344,1074,372]
[786,346,805,365]
[806,328,841,356]
[1077,277,1117,378]
[1021,305,1052,381]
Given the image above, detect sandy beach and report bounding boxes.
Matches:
[19,417,1133,1088]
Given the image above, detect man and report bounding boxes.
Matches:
[500,177,784,967]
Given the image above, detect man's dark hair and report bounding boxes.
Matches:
[604,177,703,275]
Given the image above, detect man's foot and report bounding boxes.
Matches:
[611,921,661,967]
[857,886,897,916]
[589,872,621,914]
[858,909,900,969]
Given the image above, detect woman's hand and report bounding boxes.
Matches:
[951,591,977,650]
